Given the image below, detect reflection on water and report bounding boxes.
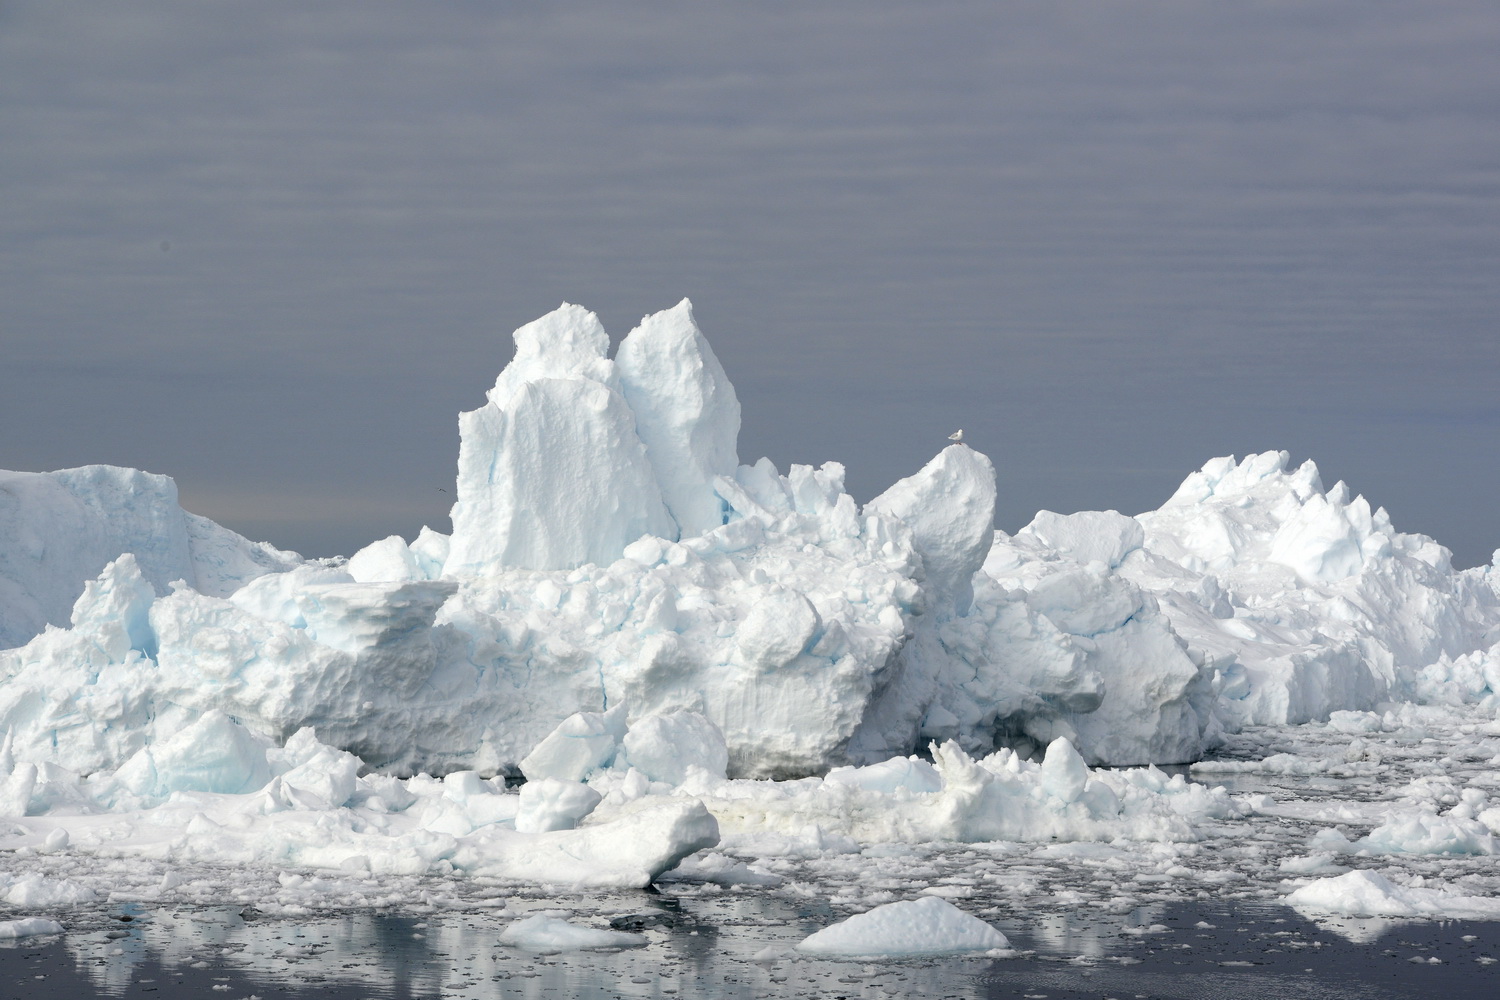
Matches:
[3,894,1484,1000]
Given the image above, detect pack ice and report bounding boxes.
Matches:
[2,299,1500,919]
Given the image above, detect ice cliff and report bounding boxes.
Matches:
[2,300,1498,782]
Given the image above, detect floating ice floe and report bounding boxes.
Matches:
[796,895,1009,959]
[0,916,65,939]
[498,914,647,953]
[1286,869,1500,920]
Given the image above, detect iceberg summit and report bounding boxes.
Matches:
[1,299,1499,913]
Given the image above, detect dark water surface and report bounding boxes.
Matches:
[4,898,1496,1000]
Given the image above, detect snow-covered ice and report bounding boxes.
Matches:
[795,895,1009,958]
[1287,869,1500,920]
[2,298,1500,957]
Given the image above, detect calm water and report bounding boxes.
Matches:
[4,896,1497,1000]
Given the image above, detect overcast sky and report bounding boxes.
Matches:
[3,2,1497,566]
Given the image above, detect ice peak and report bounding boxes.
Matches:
[867,444,996,617]
[616,298,741,537]
[449,300,752,573]
[488,302,616,407]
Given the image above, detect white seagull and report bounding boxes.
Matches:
[948,429,964,444]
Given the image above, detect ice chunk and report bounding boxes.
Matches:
[974,540,1210,765]
[0,756,35,818]
[1039,738,1089,804]
[621,710,729,785]
[519,707,628,782]
[866,444,996,617]
[109,710,272,804]
[1415,644,1500,706]
[0,917,64,939]
[1354,807,1499,856]
[733,587,820,670]
[514,778,603,833]
[457,797,720,887]
[695,739,1240,850]
[347,534,426,583]
[267,728,362,811]
[796,896,1009,958]
[615,299,740,537]
[487,302,617,403]
[823,756,942,795]
[2,875,99,907]
[68,552,158,662]
[498,914,646,952]
[1286,869,1500,919]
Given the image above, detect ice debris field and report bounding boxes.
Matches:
[3,299,1500,971]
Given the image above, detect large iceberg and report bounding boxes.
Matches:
[2,300,1498,789]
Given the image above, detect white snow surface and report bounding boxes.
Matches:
[795,895,1009,958]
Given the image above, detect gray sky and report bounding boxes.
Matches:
[3,1,1497,566]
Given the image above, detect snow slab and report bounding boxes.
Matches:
[498,914,646,953]
[796,895,1009,959]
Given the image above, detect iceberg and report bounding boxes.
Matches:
[2,299,1500,912]
[3,302,1498,785]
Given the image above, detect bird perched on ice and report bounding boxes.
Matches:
[948,429,964,444]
